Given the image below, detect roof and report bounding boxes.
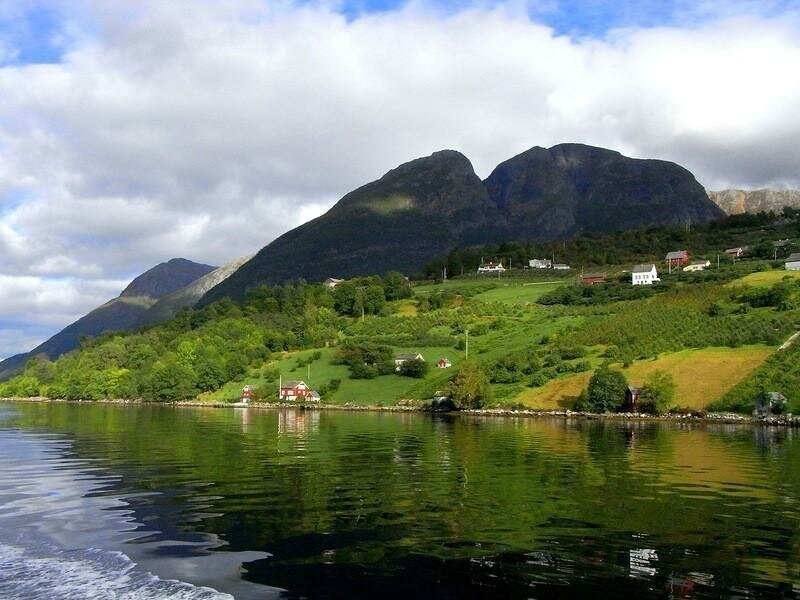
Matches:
[787,253,800,262]
[553,263,570,268]
[628,386,642,394]
[396,353,422,361]
[281,380,306,388]
[665,250,688,260]
[689,260,710,265]
[725,247,743,253]
[632,264,656,273]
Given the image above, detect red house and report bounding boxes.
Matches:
[280,380,313,401]
[580,272,607,285]
[241,385,255,402]
[665,250,690,267]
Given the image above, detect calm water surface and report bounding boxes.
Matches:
[1,402,799,599]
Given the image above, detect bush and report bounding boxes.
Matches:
[638,371,676,415]
[447,362,492,409]
[399,358,429,378]
[585,365,628,413]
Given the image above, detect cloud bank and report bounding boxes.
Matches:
[1,0,799,357]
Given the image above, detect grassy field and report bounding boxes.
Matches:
[204,345,464,406]
[472,282,564,303]
[728,269,800,287]
[516,346,774,411]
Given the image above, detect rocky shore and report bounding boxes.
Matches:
[3,396,800,426]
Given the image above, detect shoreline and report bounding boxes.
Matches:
[2,396,797,427]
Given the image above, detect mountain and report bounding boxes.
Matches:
[708,189,800,215]
[200,143,724,305]
[134,255,251,328]
[485,144,724,239]
[200,150,506,304]
[0,258,216,379]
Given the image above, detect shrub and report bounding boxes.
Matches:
[399,358,429,378]
[638,371,676,415]
[585,365,628,413]
[447,362,492,409]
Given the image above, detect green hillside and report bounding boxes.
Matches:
[5,213,800,415]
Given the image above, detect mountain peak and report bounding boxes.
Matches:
[120,258,217,299]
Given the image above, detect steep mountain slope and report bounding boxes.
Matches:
[200,150,506,304]
[708,189,800,215]
[0,258,216,379]
[200,144,725,305]
[135,255,251,328]
[485,144,724,239]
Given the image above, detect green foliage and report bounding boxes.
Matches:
[398,358,429,378]
[538,282,658,306]
[584,366,628,413]
[447,362,492,409]
[639,371,676,415]
[334,342,395,379]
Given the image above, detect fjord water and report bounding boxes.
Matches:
[1,403,798,599]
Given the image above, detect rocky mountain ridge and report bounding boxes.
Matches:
[708,189,800,215]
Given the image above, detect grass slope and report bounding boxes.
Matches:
[517,346,773,411]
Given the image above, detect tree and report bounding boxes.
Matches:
[585,365,628,413]
[447,362,491,409]
[639,371,676,414]
[384,271,412,301]
[399,358,429,378]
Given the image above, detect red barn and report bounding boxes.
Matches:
[665,250,690,267]
[580,272,607,285]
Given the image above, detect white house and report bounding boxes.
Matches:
[529,258,552,269]
[631,264,659,285]
[552,263,571,271]
[477,262,505,274]
[683,260,711,272]
[786,253,800,271]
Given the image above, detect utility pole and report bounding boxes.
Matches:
[278,374,282,402]
[717,254,720,269]
[307,363,311,383]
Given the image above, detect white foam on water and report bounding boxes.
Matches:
[0,539,233,600]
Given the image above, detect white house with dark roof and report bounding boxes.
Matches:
[631,264,659,285]
[394,352,424,371]
[786,253,800,271]
[529,258,552,269]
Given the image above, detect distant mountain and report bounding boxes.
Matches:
[0,258,216,379]
[486,144,724,239]
[708,189,800,215]
[201,143,723,305]
[134,255,251,328]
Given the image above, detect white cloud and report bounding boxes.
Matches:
[0,0,799,357]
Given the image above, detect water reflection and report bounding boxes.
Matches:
[1,404,799,598]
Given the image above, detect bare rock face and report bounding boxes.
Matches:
[708,189,800,215]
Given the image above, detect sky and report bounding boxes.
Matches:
[1,0,799,359]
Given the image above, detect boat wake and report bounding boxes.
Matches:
[0,538,232,600]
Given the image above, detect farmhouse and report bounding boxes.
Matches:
[665,250,690,267]
[529,258,552,269]
[437,358,452,369]
[622,387,642,412]
[631,264,659,286]
[477,262,505,274]
[580,272,606,285]
[280,380,313,401]
[240,385,255,404]
[323,278,344,289]
[725,247,745,258]
[552,263,571,271]
[683,260,711,272]
[786,253,800,271]
[395,352,425,371]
